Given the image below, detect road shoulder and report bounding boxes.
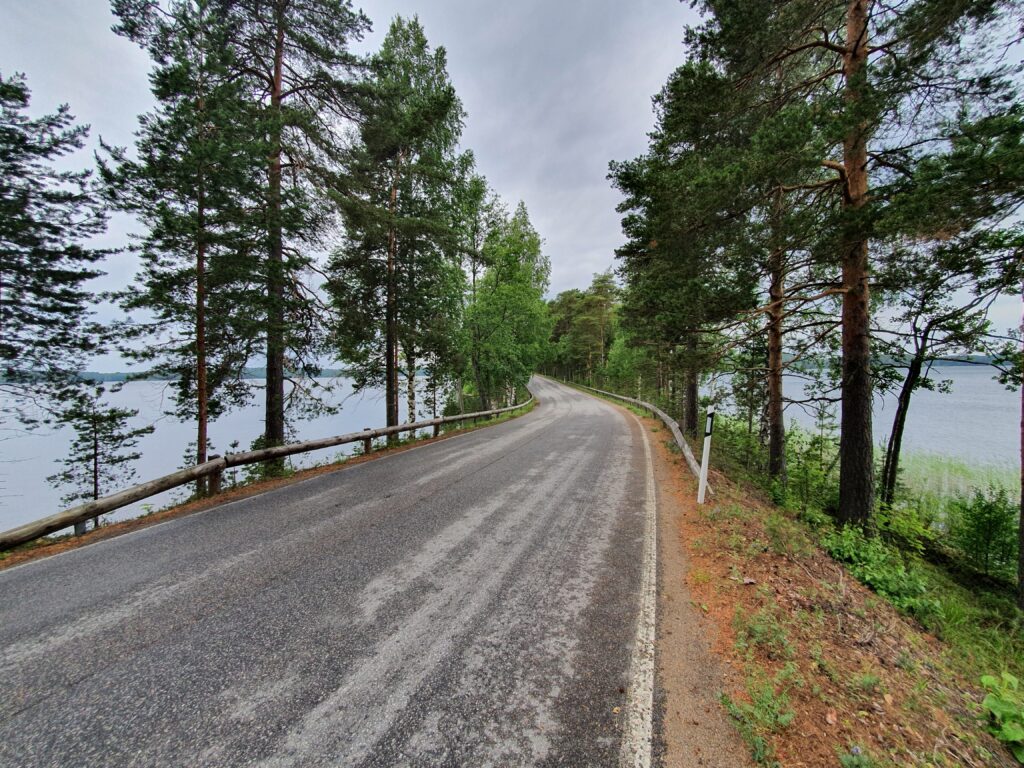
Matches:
[639,413,754,767]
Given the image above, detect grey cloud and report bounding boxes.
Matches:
[1,0,698,309]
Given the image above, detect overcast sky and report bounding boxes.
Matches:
[2,0,697,294]
[2,1,1018,369]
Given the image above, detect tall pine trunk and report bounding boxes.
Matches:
[1017,284,1023,610]
[88,411,100,532]
[767,189,786,482]
[385,152,403,443]
[684,336,699,437]
[406,351,416,424]
[264,5,287,459]
[196,179,209,496]
[837,0,874,527]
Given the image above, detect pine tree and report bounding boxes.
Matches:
[328,16,466,433]
[47,387,154,534]
[220,0,370,452]
[682,0,1024,524]
[106,0,267,491]
[0,73,108,425]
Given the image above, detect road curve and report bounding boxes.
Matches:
[0,377,656,767]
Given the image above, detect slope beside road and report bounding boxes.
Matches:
[1,376,666,766]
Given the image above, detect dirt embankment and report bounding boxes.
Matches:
[642,411,1013,768]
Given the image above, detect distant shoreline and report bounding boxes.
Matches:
[76,369,354,383]
[77,356,1000,383]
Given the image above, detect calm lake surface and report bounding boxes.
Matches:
[0,378,414,533]
[778,364,1019,465]
[0,366,1019,534]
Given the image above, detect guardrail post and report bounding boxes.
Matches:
[209,456,223,496]
[362,428,372,455]
[432,422,440,438]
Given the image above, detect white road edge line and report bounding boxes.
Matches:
[620,411,657,768]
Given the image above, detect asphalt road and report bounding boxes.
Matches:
[0,376,656,767]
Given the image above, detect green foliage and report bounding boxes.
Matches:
[875,503,936,554]
[981,672,1024,763]
[721,670,796,766]
[821,527,937,617]
[46,388,154,510]
[913,558,1024,680]
[545,272,618,384]
[837,745,879,768]
[765,511,815,558]
[0,72,108,425]
[328,16,469,421]
[947,486,1020,581]
[104,0,266,432]
[463,203,551,407]
[734,606,794,660]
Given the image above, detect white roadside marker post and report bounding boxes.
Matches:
[697,408,715,505]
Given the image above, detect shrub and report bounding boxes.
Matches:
[981,671,1024,763]
[947,486,1019,581]
[875,503,936,554]
[721,673,795,767]
[838,745,879,767]
[734,606,794,660]
[822,526,937,617]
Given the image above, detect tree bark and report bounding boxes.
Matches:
[90,410,100,531]
[880,350,924,508]
[837,0,875,527]
[385,151,403,443]
[264,3,287,459]
[196,176,209,496]
[406,351,416,424]
[1017,284,1023,610]
[684,336,699,438]
[767,192,786,481]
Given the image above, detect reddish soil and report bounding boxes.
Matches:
[642,415,1012,768]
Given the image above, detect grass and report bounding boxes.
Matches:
[721,668,798,767]
[734,606,795,660]
[896,452,1020,533]
[898,452,1019,501]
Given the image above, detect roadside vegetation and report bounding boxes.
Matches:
[647,425,1022,767]
[542,0,1023,764]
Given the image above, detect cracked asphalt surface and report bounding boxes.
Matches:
[0,376,652,767]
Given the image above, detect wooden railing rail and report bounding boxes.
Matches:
[0,394,534,551]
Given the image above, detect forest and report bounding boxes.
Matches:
[1,1,550,510]
[543,2,1024,741]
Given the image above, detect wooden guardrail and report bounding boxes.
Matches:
[0,395,535,551]
[565,380,712,494]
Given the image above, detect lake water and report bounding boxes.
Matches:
[0,378,415,534]
[775,364,1019,466]
[0,366,1020,535]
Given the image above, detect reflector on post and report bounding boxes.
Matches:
[698,408,715,504]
